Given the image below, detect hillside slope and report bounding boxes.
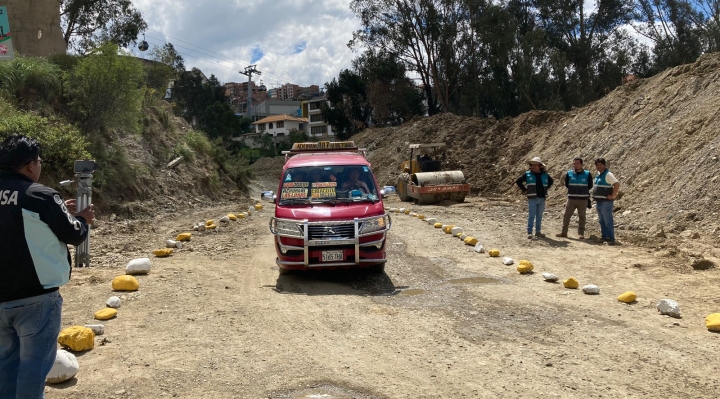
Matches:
[354,53,720,241]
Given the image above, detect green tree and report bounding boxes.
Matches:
[172,69,240,138]
[149,43,185,73]
[60,0,148,53]
[322,69,371,139]
[533,0,634,105]
[65,42,144,135]
[353,50,425,125]
[633,0,705,70]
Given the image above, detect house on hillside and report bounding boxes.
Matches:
[237,114,308,148]
[252,114,307,137]
[302,96,335,140]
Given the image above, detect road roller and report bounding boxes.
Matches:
[396,143,469,205]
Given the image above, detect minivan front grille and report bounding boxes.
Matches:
[307,223,355,240]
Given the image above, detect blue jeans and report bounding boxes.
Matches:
[596,200,615,241]
[527,197,546,234]
[0,291,63,399]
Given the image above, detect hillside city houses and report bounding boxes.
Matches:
[223,81,335,148]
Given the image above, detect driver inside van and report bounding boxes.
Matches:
[341,168,369,194]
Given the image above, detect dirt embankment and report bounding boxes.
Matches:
[47,101,242,218]
[354,53,720,248]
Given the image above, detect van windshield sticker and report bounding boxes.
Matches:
[363,166,369,172]
[281,182,309,199]
[311,182,337,199]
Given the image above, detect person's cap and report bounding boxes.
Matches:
[528,157,546,167]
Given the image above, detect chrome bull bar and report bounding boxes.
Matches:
[269,214,392,267]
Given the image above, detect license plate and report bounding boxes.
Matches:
[321,250,344,262]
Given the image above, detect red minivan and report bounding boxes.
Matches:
[268,141,391,274]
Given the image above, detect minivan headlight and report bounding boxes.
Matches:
[273,219,304,237]
[359,216,388,234]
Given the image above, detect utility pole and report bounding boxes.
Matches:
[239,65,261,121]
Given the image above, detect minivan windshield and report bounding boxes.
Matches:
[279,165,379,205]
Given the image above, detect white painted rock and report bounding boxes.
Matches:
[657,299,681,318]
[192,224,199,231]
[125,258,152,275]
[459,234,468,240]
[84,324,105,335]
[502,257,514,265]
[106,296,121,309]
[426,218,438,224]
[398,208,406,213]
[451,227,463,236]
[409,212,418,217]
[542,273,559,282]
[473,243,485,253]
[582,284,600,295]
[175,242,183,250]
[46,350,79,384]
[247,207,254,215]
[388,208,398,212]
[166,240,177,248]
[197,224,206,232]
[220,216,230,223]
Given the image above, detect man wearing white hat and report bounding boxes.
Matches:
[516,157,554,239]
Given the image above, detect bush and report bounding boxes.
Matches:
[0,56,63,107]
[184,130,212,156]
[0,100,90,173]
[211,139,252,192]
[64,42,144,135]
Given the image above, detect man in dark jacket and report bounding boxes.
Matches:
[516,157,553,239]
[0,135,95,398]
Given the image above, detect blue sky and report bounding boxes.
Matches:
[131,0,361,88]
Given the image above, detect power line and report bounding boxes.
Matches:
[142,37,238,72]
[145,28,295,83]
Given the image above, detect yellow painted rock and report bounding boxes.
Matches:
[464,237,479,246]
[455,233,463,238]
[112,275,139,291]
[58,326,95,352]
[153,248,173,257]
[706,313,720,332]
[237,213,246,218]
[206,223,218,229]
[434,223,443,228]
[94,308,118,321]
[617,291,637,303]
[227,214,237,221]
[404,209,411,215]
[254,203,263,211]
[176,233,192,241]
[563,277,579,289]
[205,220,214,226]
[443,225,455,234]
[488,249,500,257]
[517,260,534,274]
[417,215,425,220]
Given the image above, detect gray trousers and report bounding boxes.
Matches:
[561,198,588,235]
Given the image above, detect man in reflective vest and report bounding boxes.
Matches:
[556,158,593,239]
[593,158,620,245]
[516,157,553,239]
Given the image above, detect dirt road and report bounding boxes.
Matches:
[48,193,720,398]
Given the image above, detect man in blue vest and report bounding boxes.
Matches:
[593,158,620,245]
[516,157,553,239]
[556,158,593,239]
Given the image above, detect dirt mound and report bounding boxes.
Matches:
[354,53,720,243]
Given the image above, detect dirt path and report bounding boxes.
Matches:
[47,194,720,398]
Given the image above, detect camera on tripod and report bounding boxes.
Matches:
[60,160,97,268]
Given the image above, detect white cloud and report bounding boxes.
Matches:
[131,0,361,87]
